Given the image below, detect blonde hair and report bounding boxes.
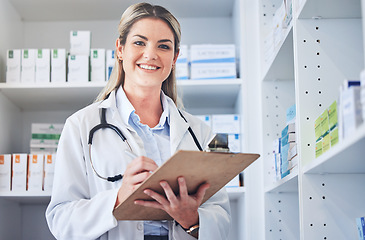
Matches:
[95,2,181,104]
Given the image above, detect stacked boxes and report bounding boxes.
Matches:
[30,123,64,154]
[68,31,91,83]
[190,44,236,80]
[315,100,339,158]
[6,49,21,83]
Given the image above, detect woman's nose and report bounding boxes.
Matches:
[143,46,157,60]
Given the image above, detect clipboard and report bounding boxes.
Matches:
[113,150,260,220]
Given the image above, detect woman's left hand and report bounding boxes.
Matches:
[134,176,210,229]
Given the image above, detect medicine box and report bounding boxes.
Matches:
[51,49,66,83]
[90,49,106,82]
[30,123,64,149]
[21,49,37,83]
[190,44,236,80]
[190,62,236,80]
[12,154,28,191]
[228,134,241,153]
[6,49,21,83]
[70,30,91,56]
[212,114,240,134]
[341,86,363,138]
[357,216,365,240]
[27,154,44,191]
[195,115,212,128]
[176,45,188,80]
[35,49,51,83]
[286,104,296,124]
[0,154,11,192]
[106,49,115,81]
[44,154,56,192]
[67,55,89,83]
[190,44,236,63]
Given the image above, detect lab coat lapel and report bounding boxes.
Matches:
[169,102,189,154]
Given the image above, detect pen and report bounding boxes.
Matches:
[125,150,138,159]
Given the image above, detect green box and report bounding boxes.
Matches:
[315,116,322,141]
[315,140,323,158]
[330,127,339,147]
[320,110,329,137]
[328,101,338,130]
[322,132,330,154]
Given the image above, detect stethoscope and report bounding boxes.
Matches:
[88,105,203,182]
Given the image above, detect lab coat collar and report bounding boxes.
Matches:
[168,100,190,154]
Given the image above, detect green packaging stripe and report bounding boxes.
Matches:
[38,49,43,58]
[9,50,14,58]
[32,133,61,140]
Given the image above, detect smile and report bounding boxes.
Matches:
[138,64,160,70]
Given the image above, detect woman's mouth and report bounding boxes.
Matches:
[138,64,160,70]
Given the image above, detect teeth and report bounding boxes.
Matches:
[139,64,157,70]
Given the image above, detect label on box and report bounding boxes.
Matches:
[330,127,339,147]
[322,133,330,153]
[190,62,236,80]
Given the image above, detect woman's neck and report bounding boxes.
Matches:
[123,85,163,128]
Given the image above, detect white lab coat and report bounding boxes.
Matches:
[46,89,231,240]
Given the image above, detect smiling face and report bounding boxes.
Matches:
[116,17,178,93]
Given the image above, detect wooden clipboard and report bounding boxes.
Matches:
[113,150,260,220]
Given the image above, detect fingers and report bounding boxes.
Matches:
[126,156,158,176]
[195,182,210,204]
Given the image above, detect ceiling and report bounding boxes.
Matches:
[8,0,235,21]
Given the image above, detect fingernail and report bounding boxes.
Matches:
[179,177,184,183]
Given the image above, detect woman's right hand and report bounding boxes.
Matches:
[114,156,158,208]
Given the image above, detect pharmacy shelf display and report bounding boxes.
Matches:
[0,1,247,239]
[257,0,365,239]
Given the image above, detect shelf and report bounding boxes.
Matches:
[262,26,294,81]
[303,124,365,174]
[264,167,298,193]
[0,192,51,204]
[0,79,242,111]
[0,187,244,204]
[226,186,246,200]
[297,0,361,19]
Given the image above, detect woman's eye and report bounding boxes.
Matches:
[134,41,145,46]
[159,44,171,50]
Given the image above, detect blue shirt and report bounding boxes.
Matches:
[116,87,170,236]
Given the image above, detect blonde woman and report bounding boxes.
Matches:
[46,3,231,240]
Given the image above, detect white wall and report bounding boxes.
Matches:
[22,17,234,50]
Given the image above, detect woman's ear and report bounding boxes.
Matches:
[173,48,180,65]
[115,39,123,61]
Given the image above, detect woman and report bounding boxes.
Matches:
[46,3,231,240]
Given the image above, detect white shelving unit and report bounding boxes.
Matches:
[255,0,365,239]
[0,0,248,240]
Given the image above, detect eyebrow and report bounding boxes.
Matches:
[133,34,173,44]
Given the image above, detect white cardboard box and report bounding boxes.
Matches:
[228,134,241,153]
[67,55,89,83]
[44,154,56,192]
[6,49,21,83]
[212,114,240,134]
[35,49,51,83]
[90,49,106,82]
[0,154,11,192]
[190,62,236,80]
[195,115,212,128]
[70,30,91,56]
[190,44,235,63]
[106,49,115,81]
[27,154,44,191]
[21,49,37,83]
[51,48,66,83]
[12,154,28,191]
[30,123,64,148]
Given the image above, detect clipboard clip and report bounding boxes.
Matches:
[206,133,230,152]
